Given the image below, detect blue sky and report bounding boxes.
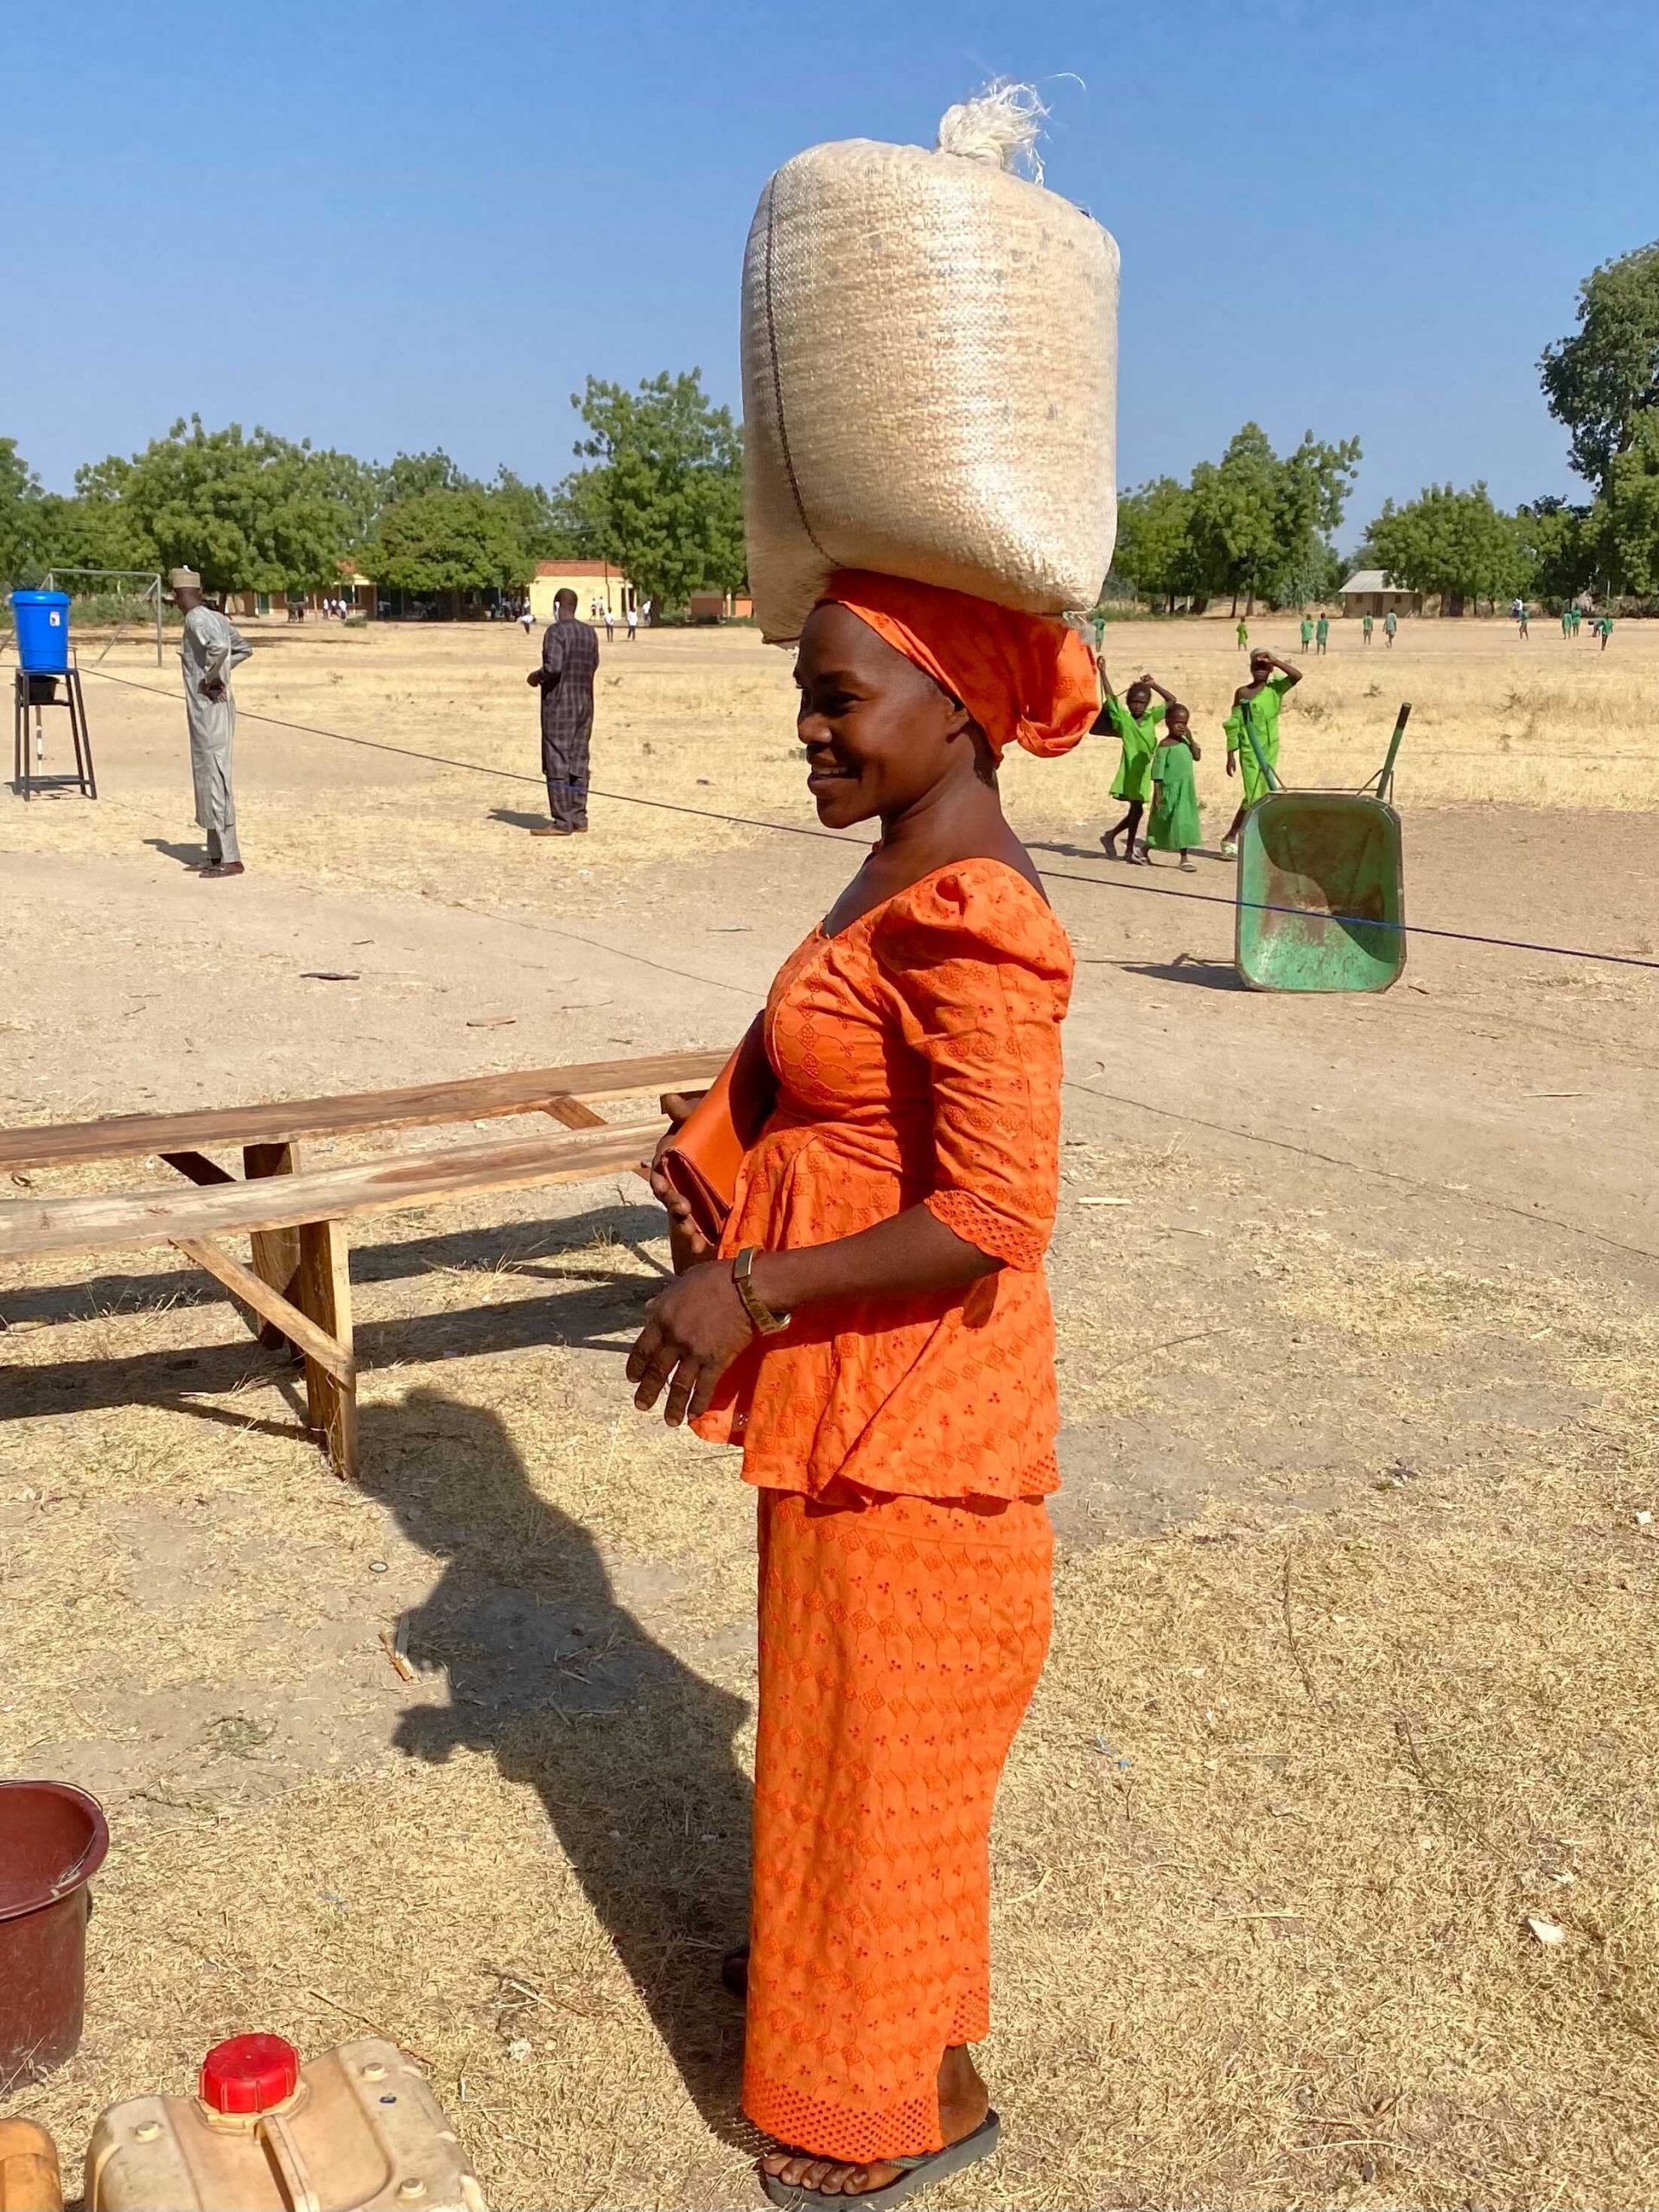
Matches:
[7,0,1656,544]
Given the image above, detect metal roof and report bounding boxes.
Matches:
[1338,569,1412,594]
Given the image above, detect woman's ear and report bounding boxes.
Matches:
[943,694,975,741]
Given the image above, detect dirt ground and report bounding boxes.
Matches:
[3,616,1658,2210]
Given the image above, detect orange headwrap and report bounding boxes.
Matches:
[814,569,1099,760]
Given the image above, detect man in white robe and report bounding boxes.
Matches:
[170,568,252,877]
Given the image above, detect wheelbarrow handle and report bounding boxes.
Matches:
[1365,702,1411,802]
[1237,696,1280,792]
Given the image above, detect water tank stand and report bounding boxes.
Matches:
[11,660,96,800]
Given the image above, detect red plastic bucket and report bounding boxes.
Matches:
[0,1781,109,2088]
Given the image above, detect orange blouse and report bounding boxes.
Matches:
[693,858,1073,1502]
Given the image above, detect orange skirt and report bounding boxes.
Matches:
[743,1483,1053,2165]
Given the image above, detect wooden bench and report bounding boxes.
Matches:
[0,1051,728,1478]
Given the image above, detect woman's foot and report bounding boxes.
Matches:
[721,1942,749,1998]
[759,2046,989,2200]
[1098,830,1119,859]
[1179,856,1198,873]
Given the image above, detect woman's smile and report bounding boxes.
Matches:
[805,750,858,789]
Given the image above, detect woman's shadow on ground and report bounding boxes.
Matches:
[355,1387,755,2146]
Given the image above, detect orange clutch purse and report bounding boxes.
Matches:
[657,1017,777,1246]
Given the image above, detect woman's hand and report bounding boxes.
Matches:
[1226,751,1237,778]
[626,1260,754,1425]
[638,1090,715,1272]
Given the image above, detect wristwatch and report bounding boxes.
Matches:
[732,1246,792,1336]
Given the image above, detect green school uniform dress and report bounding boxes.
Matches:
[1148,736,1201,851]
[1300,619,1314,647]
[1224,673,1294,804]
[1105,695,1166,803]
[1316,618,1330,645]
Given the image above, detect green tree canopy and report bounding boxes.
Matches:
[561,371,744,613]
[1363,483,1526,607]
[1111,476,1199,607]
[1541,242,1659,490]
[1594,410,1659,594]
[87,417,353,594]
[0,438,45,584]
[1112,423,1358,613]
[360,485,534,594]
[1512,497,1594,604]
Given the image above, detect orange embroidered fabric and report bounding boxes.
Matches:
[744,1483,1054,2164]
[691,858,1074,1501]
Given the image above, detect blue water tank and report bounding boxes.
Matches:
[10,589,71,674]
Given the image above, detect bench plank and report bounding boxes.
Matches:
[0,1050,728,1172]
[0,1121,664,1262]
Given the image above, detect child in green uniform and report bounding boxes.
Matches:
[1236,619,1249,652]
[1315,613,1330,655]
[1220,649,1302,855]
[1096,669,1177,863]
[1599,613,1614,651]
[1300,614,1314,651]
[1147,704,1203,871]
[1362,613,1374,645]
[1383,609,1398,645]
[1560,604,1572,639]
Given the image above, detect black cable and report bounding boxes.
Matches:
[79,666,1659,973]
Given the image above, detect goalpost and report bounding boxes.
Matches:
[42,566,165,666]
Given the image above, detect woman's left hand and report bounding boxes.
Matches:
[626,1260,755,1425]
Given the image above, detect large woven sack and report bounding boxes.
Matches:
[741,93,1119,641]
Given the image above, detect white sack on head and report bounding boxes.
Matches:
[741,86,1118,642]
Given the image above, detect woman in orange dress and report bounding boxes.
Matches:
[627,569,1096,2208]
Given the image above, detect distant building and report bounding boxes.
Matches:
[530,558,633,624]
[1338,569,1423,620]
[227,566,374,620]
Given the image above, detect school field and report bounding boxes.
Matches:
[3,613,1657,2209]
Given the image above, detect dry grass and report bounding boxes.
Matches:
[9,613,1657,927]
[3,616,1658,2209]
[4,1142,1657,2209]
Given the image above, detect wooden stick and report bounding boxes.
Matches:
[172,1235,353,1384]
[0,1050,729,1171]
[0,1120,667,1262]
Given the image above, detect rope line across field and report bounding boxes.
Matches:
[79,666,1659,975]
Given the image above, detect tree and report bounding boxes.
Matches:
[1363,482,1526,609]
[1541,242,1659,490]
[360,485,533,594]
[1188,424,1281,613]
[1110,477,1199,609]
[0,438,45,583]
[562,371,745,612]
[1594,410,1659,594]
[1274,430,1363,600]
[487,467,583,566]
[1513,497,1594,605]
[88,417,353,594]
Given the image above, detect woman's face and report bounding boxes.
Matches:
[793,603,976,829]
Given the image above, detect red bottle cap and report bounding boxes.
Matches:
[199,2033,302,2114]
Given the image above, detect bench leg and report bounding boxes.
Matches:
[295,1217,357,1480]
[244,1143,303,1355]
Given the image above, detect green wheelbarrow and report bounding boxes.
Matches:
[1233,702,1411,994]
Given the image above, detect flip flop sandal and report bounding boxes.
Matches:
[758,2112,1001,2211]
